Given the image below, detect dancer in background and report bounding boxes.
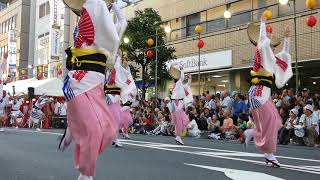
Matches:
[170,65,189,145]
[29,94,49,131]
[60,0,126,179]
[247,17,292,167]
[116,56,137,139]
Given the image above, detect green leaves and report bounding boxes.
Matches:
[121,8,176,97]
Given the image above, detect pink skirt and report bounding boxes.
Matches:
[171,109,189,136]
[252,99,281,154]
[108,103,122,131]
[67,84,116,176]
[120,109,133,129]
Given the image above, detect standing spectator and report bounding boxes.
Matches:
[297,104,318,147]
[53,99,61,116]
[59,99,67,116]
[279,109,298,145]
[59,99,67,128]
[221,90,232,110]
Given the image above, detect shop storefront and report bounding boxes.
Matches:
[164,50,237,96]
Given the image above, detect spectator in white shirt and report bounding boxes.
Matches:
[204,95,216,114]
[187,118,201,138]
[298,104,318,147]
[54,99,61,116]
[221,90,232,110]
[59,99,67,116]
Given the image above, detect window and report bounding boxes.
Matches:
[186,13,200,36]
[207,18,225,32]
[39,2,50,19]
[227,11,251,28]
[39,3,46,18]
[176,18,179,23]
[45,1,50,15]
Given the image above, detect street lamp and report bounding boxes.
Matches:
[155,25,171,108]
[224,4,232,19]
[279,0,289,5]
[123,37,130,44]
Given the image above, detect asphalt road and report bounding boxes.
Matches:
[0,128,319,180]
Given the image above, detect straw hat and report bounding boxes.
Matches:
[247,23,281,47]
[169,65,181,80]
[63,0,113,16]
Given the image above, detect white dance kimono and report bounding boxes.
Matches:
[61,1,127,177]
[248,21,292,164]
[29,95,49,124]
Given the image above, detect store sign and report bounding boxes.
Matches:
[52,0,60,25]
[167,50,232,73]
[51,28,60,57]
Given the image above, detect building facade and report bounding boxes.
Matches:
[30,0,67,79]
[123,0,320,97]
[0,0,31,81]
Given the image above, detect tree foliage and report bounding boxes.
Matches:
[121,8,176,99]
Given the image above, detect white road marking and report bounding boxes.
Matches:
[8,129,320,175]
[185,163,285,180]
[120,141,320,175]
[121,139,320,163]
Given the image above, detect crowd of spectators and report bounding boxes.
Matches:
[129,88,320,148]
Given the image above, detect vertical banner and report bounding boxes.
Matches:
[51,27,60,58]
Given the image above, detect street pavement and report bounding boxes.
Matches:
[0,128,320,180]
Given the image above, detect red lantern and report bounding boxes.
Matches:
[37,73,43,79]
[146,50,154,58]
[57,69,63,75]
[266,25,273,33]
[306,15,317,27]
[198,39,204,49]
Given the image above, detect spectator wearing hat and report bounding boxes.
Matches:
[297,104,319,147]
[279,109,299,145]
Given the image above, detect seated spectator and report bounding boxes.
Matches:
[296,104,319,147]
[148,111,170,135]
[243,114,255,145]
[279,109,298,145]
[187,118,201,138]
[234,114,248,141]
[207,114,220,133]
[196,107,211,130]
[219,109,235,137]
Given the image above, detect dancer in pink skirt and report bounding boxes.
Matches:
[247,17,292,167]
[60,0,126,179]
[169,66,190,145]
[115,56,137,139]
